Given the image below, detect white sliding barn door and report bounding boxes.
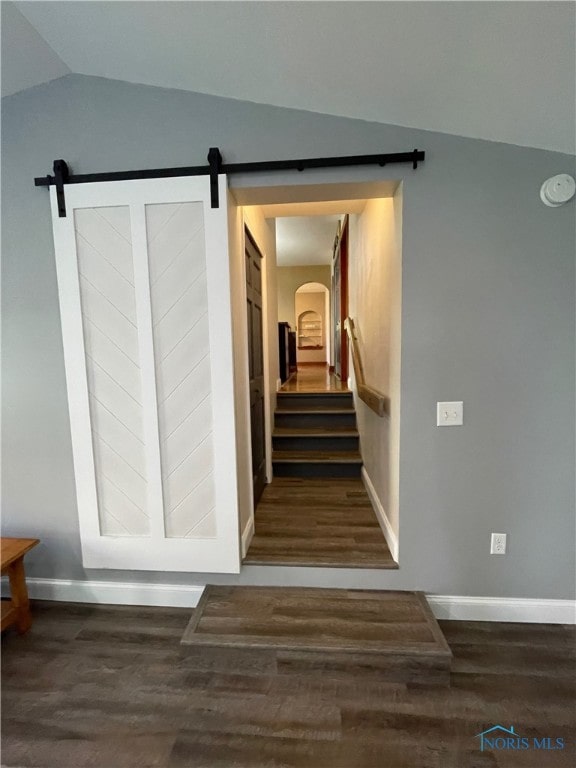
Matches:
[51,176,240,572]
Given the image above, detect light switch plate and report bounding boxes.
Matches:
[437,401,464,426]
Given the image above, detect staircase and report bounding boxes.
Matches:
[272,390,363,478]
[205,381,453,688]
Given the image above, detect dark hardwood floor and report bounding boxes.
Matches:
[181,586,452,687]
[280,367,348,393]
[244,478,397,568]
[2,601,574,767]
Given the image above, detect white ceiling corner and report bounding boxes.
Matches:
[6,1,576,153]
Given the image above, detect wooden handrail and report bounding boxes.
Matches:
[344,318,389,417]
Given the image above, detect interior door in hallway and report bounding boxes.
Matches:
[245,229,266,506]
[333,216,349,381]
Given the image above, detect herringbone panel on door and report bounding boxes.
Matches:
[146,202,217,539]
[75,206,149,536]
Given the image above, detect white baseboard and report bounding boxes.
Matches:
[1,578,205,608]
[427,594,576,624]
[3,578,573,624]
[361,467,399,562]
[276,378,282,392]
[241,516,255,558]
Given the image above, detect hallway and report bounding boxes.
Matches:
[279,365,348,393]
[244,477,397,568]
[244,367,396,569]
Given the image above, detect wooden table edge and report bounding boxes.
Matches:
[0,538,40,572]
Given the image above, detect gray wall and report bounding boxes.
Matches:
[2,74,574,598]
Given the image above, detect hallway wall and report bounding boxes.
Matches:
[228,201,278,542]
[348,193,403,551]
[2,74,574,600]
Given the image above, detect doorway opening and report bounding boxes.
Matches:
[296,284,329,368]
[245,228,266,508]
[232,181,402,569]
[333,216,349,382]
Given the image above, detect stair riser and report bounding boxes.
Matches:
[179,645,450,687]
[275,412,357,429]
[277,393,353,410]
[273,436,359,452]
[273,462,362,478]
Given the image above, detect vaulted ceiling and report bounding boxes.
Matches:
[2,1,575,154]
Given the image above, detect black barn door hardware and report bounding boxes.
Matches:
[207,147,223,209]
[35,147,425,216]
[52,159,70,217]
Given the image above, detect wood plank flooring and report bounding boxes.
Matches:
[181,586,450,654]
[280,367,348,393]
[244,478,397,568]
[2,601,575,767]
[181,586,452,687]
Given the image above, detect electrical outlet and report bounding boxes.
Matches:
[490,533,507,555]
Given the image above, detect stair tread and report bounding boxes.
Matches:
[273,427,359,437]
[278,391,352,397]
[275,407,356,414]
[273,450,362,463]
[181,586,452,659]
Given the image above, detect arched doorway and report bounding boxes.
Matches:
[295,282,330,366]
